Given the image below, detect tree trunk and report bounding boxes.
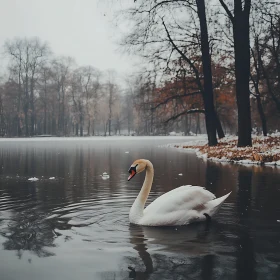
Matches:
[127,114,130,135]
[24,74,29,136]
[87,120,90,136]
[150,109,154,135]
[218,0,252,146]
[251,37,268,137]
[62,89,65,136]
[92,119,95,136]
[80,113,83,136]
[196,113,201,135]
[108,85,113,136]
[196,0,218,146]
[215,112,225,138]
[259,54,280,113]
[24,105,29,136]
[184,114,190,135]
[43,74,47,135]
[104,120,108,136]
[233,7,252,146]
[75,123,79,136]
[30,78,35,136]
[255,95,267,136]
[108,119,111,136]
[17,72,22,137]
[44,105,47,134]
[79,101,83,137]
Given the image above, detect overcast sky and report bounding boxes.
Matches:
[0,0,137,77]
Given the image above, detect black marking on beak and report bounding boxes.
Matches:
[128,164,138,181]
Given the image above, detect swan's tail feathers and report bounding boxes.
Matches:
[205,192,232,217]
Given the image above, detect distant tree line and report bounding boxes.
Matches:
[0,36,206,138]
[0,38,137,137]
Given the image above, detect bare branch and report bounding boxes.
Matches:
[164,108,205,123]
[161,19,204,93]
[152,91,201,110]
[218,0,234,23]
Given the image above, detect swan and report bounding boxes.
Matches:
[127,159,231,226]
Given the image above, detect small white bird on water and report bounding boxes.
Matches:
[127,159,231,226]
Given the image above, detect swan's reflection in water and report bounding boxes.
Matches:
[127,222,222,280]
[128,225,153,279]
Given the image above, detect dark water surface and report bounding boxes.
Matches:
[0,136,280,280]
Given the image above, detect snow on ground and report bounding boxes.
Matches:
[171,133,280,167]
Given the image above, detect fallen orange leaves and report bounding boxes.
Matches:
[175,136,280,164]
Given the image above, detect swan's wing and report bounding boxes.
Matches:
[138,186,232,226]
[139,185,216,226]
[144,185,215,215]
[140,185,216,226]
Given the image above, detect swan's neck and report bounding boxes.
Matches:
[129,161,154,224]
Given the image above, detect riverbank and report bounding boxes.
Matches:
[172,133,280,166]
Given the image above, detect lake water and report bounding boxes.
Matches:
[0,136,279,280]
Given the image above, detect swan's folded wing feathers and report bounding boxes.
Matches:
[144,185,216,215]
[140,210,189,226]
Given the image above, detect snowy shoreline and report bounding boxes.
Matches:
[169,133,280,167]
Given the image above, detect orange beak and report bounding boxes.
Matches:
[128,169,136,181]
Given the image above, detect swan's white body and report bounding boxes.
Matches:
[128,159,231,226]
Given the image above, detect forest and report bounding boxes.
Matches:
[0,0,279,147]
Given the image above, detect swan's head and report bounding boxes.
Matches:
[128,159,147,181]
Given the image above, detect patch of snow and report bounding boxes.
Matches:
[49,177,55,180]
[101,173,110,180]
[178,173,183,176]
[28,177,39,182]
[239,160,255,165]
[170,134,280,167]
[264,162,276,166]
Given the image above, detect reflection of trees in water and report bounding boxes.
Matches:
[236,167,257,280]
[205,162,220,193]
[201,254,215,280]
[0,207,56,258]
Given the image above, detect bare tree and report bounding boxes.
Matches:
[104,70,118,136]
[50,56,74,136]
[119,0,224,145]
[218,0,252,146]
[4,37,50,136]
[37,63,53,135]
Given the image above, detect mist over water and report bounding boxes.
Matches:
[0,137,279,280]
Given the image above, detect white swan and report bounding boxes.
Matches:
[127,159,231,226]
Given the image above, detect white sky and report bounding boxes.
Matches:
[0,0,137,77]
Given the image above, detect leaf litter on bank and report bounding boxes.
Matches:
[174,134,280,166]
